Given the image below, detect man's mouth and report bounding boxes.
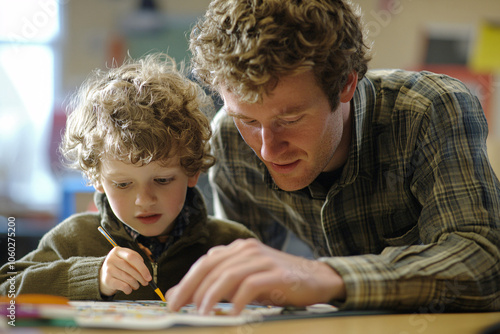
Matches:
[269,160,300,173]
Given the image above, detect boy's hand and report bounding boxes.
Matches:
[99,247,152,296]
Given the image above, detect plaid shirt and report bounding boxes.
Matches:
[209,69,500,311]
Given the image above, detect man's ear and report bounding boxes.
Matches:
[188,172,201,188]
[340,71,358,103]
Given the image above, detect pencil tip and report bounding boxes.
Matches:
[155,288,166,302]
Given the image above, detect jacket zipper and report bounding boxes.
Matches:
[151,262,158,285]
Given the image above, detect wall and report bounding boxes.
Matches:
[59,0,500,126]
[356,0,500,70]
[59,0,211,101]
[354,0,500,173]
[56,0,500,181]
[61,0,500,77]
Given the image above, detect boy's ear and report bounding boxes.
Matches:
[188,172,201,188]
[94,181,104,193]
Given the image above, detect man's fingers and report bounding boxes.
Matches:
[167,251,231,311]
[167,241,250,311]
[230,271,285,315]
[193,242,275,308]
[168,238,346,316]
[197,258,273,314]
[167,239,320,315]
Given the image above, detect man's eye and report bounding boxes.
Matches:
[281,116,303,125]
[242,119,258,125]
[113,182,130,189]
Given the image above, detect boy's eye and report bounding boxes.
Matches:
[156,178,173,185]
[113,182,131,189]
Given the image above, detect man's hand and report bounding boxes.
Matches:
[99,247,152,296]
[166,238,345,315]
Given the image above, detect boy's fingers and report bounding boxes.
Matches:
[110,276,136,295]
[100,260,140,296]
[111,267,142,290]
[110,247,152,285]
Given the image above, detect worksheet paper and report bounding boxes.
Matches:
[70,301,337,329]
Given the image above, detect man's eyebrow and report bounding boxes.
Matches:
[225,105,306,119]
[280,105,306,116]
[224,107,249,119]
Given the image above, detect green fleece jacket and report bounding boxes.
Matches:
[0,187,255,300]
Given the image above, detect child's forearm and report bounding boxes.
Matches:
[0,256,105,299]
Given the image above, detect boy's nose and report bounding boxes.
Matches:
[135,188,156,207]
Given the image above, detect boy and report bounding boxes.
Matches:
[0,53,255,300]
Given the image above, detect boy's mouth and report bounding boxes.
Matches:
[136,213,161,225]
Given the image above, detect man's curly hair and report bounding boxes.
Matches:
[190,0,371,109]
[60,53,215,185]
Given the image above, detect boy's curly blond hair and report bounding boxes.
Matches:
[60,53,215,185]
[190,0,371,109]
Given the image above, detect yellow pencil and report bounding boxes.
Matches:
[97,226,166,302]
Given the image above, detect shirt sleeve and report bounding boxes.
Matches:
[0,218,106,300]
[321,80,500,311]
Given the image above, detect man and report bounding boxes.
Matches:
[167,0,500,315]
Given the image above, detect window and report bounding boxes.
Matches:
[0,0,60,212]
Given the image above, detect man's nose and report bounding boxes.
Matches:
[260,125,287,162]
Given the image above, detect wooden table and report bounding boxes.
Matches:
[23,312,500,334]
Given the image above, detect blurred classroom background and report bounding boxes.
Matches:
[1,0,500,262]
